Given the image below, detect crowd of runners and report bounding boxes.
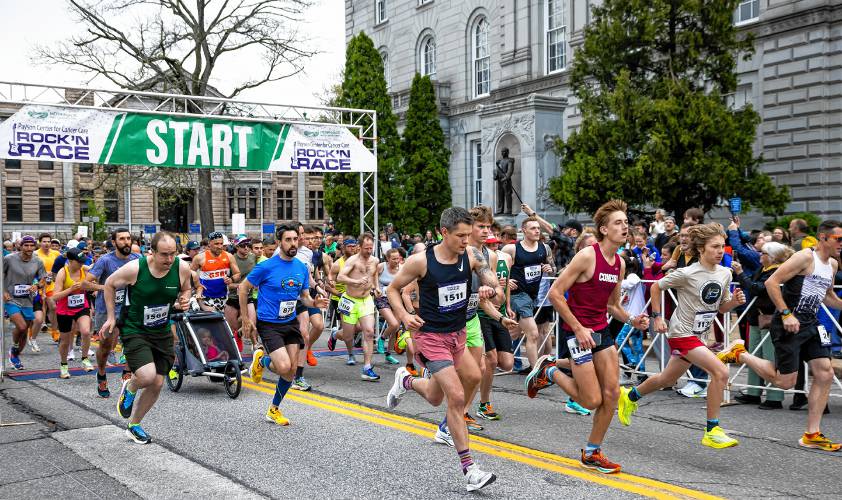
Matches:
[3,201,841,492]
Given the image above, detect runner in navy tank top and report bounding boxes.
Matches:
[525,200,649,475]
[384,207,501,492]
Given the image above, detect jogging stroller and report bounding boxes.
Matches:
[166,310,245,399]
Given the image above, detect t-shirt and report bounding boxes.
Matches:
[229,253,256,298]
[35,249,60,291]
[88,252,141,316]
[247,256,309,324]
[658,262,732,339]
[3,253,46,308]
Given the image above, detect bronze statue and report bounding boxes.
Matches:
[494,147,515,215]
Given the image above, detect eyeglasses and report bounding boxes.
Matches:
[827,234,842,241]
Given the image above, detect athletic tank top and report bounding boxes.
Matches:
[331,257,347,300]
[379,263,397,292]
[563,243,621,331]
[418,246,471,333]
[510,241,547,299]
[123,257,181,336]
[56,265,88,315]
[312,250,324,272]
[229,253,256,298]
[465,247,488,319]
[199,250,230,298]
[782,249,834,326]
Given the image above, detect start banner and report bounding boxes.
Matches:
[0,104,376,172]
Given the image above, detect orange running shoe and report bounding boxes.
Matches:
[525,355,556,398]
[306,350,318,366]
[799,432,842,452]
[581,449,621,474]
[406,364,419,377]
[717,340,746,364]
[51,329,61,342]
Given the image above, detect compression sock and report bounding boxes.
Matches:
[261,354,271,368]
[629,387,642,402]
[295,366,303,378]
[545,366,557,382]
[402,374,414,391]
[706,419,720,432]
[273,377,293,406]
[584,442,600,458]
[439,416,448,432]
[458,449,474,474]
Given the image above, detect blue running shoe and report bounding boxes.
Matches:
[384,353,399,365]
[126,423,151,444]
[564,399,591,416]
[376,338,385,354]
[361,367,380,381]
[346,355,356,366]
[9,349,23,370]
[117,379,135,419]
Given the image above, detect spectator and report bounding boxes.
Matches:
[683,207,704,225]
[788,218,817,250]
[649,209,667,237]
[2,240,12,256]
[654,216,678,253]
[727,215,762,277]
[771,226,790,245]
[379,231,393,253]
[500,225,518,246]
[385,223,402,249]
[630,229,661,264]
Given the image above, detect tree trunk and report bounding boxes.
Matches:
[198,169,215,234]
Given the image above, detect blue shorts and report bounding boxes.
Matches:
[510,292,536,319]
[307,307,323,316]
[6,303,35,321]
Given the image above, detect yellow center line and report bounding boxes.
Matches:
[243,380,722,500]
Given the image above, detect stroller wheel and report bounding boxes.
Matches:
[223,360,242,399]
[167,346,186,393]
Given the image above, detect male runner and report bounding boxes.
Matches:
[99,232,192,444]
[224,237,256,350]
[240,224,328,426]
[337,234,380,380]
[291,226,329,390]
[525,200,649,473]
[192,231,240,312]
[375,248,403,365]
[35,233,61,342]
[718,219,842,451]
[385,207,499,492]
[87,228,139,397]
[3,235,46,370]
[326,239,357,349]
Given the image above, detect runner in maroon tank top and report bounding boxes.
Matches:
[525,200,649,474]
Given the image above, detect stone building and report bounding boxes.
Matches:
[346,0,841,223]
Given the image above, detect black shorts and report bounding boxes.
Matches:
[535,306,554,325]
[374,295,391,311]
[257,320,304,354]
[32,300,42,313]
[771,321,830,375]
[225,296,256,311]
[57,308,91,332]
[295,302,307,315]
[122,331,174,376]
[480,316,513,353]
[562,325,615,359]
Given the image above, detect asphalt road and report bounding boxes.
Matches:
[2,329,841,499]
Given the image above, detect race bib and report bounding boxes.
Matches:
[338,296,354,316]
[67,293,85,308]
[567,337,593,365]
[143,304,169,328]
[818,325,831,347]
[524,265,542,283]
[692,311,717,335]
[12,284,30,297]
[115,289,126,305]
[466,293,479,318]
[278,300,297,320]
[437,282,467,312]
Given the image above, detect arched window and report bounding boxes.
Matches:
[545,0,568,73]
[375,0,387,24]
[472,17,490,97]
[380,49,390,90]
[421,36,436,77]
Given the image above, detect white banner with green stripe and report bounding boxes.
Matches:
[0,104,376,172]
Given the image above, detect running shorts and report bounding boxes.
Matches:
[413,329,466,374]
[510,292,535,319]
[57,308,91,332]
[466,315,484,348]
[562,325,614,362]
[339,294,375,324]
[121,331,174,376]
[374,295,391,311]
[770,321,829,374]
[667,335,705,358]
[5,303,34,321]
[257,320,304,353]
[480,316,512,353]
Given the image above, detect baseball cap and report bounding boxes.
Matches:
[564,220,584,233]
[185,241,200,251]
[66,247,87,263]
[20,235,36,245]
[235,236,252,246]
[77,241,88,250]
[51,239,61,245]
[485,236,501,244]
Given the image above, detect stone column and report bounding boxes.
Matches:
[62,162,74,222]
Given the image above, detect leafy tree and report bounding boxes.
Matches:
[397,74,451,234]
[548,0,789,218]
[323,32,401,235]
[80,197,109,241]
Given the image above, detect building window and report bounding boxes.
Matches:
[472,18,490,97]
[79,163,93,173]
[727,84,752,110]
[418,0,432,6]
[734,0,759,24]
[39,188,55,222]
[545,0,568,74]
[380,50,391,90]
[375,0,387,24]
[277,189,294,220]
[104,164,119,173]
[3,159,21,170]
[421,36,437,77]
[38,160,54,171]
[472,141,482,206]
[6,187,22,222]
[308,190,324,220]
[79,189,94,221]
[104,190,119,222]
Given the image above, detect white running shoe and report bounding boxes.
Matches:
[28,339,40,353]
[465,464,496,492]
[88,347,96,357]
[386,367,410,409]
[677,381,703,398]
[67,349,76,361]
[434,426,454,447]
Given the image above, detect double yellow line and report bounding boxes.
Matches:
[243,380,722,500]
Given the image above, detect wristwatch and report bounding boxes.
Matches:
[778,308,792,317]
[651,312,662,318]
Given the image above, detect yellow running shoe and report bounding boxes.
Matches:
[617,387,638,426]
[799,432,842,452]
[702,426,739,449]
[265,406,290,426]
[250,348,265,383]
[716,340,746,364]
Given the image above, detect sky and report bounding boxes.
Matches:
[0,0,346,107]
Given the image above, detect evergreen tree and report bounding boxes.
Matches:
[548,0,789,218]
[398,74,452,234]
[323,32,401,235]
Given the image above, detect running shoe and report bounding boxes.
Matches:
[376,338,385,354]
[106,352,118,367]
[525,354,556,398]
[677,381,704,398]
[250,347,265,383]
[59,364,70,379]
[581,450,621,474]
[798,432,842,452]
[702,426,739,449]
[465,413,483,431]
[306,350,318,367]
[617,387,638,426]
[384,353,399,365]
[126,423,151,444]
[386,367,410,409]
[716,340,746,364]
[28,339,40,353]
[465,464,496,492]
[291,377,312,391]
[327,330,337,351]
[353,332,362,348]
[97,373,110,398]
[434,426,454,447]
[406,364,419,377]
[477,402,500,421]
[117,379,135,419]
[346,355,357,366]
[695,386,708,398]
[394,330,410,354]
[266,406,290,426]
[121,370,132,382]
[50,329,60,342]
[564,399,591,416]
[87,347,96,357]
[9,350,23,370]
[67,348,76,361]
[361,367,380,381]
[118,353,127,365]
[81,358,94,372]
